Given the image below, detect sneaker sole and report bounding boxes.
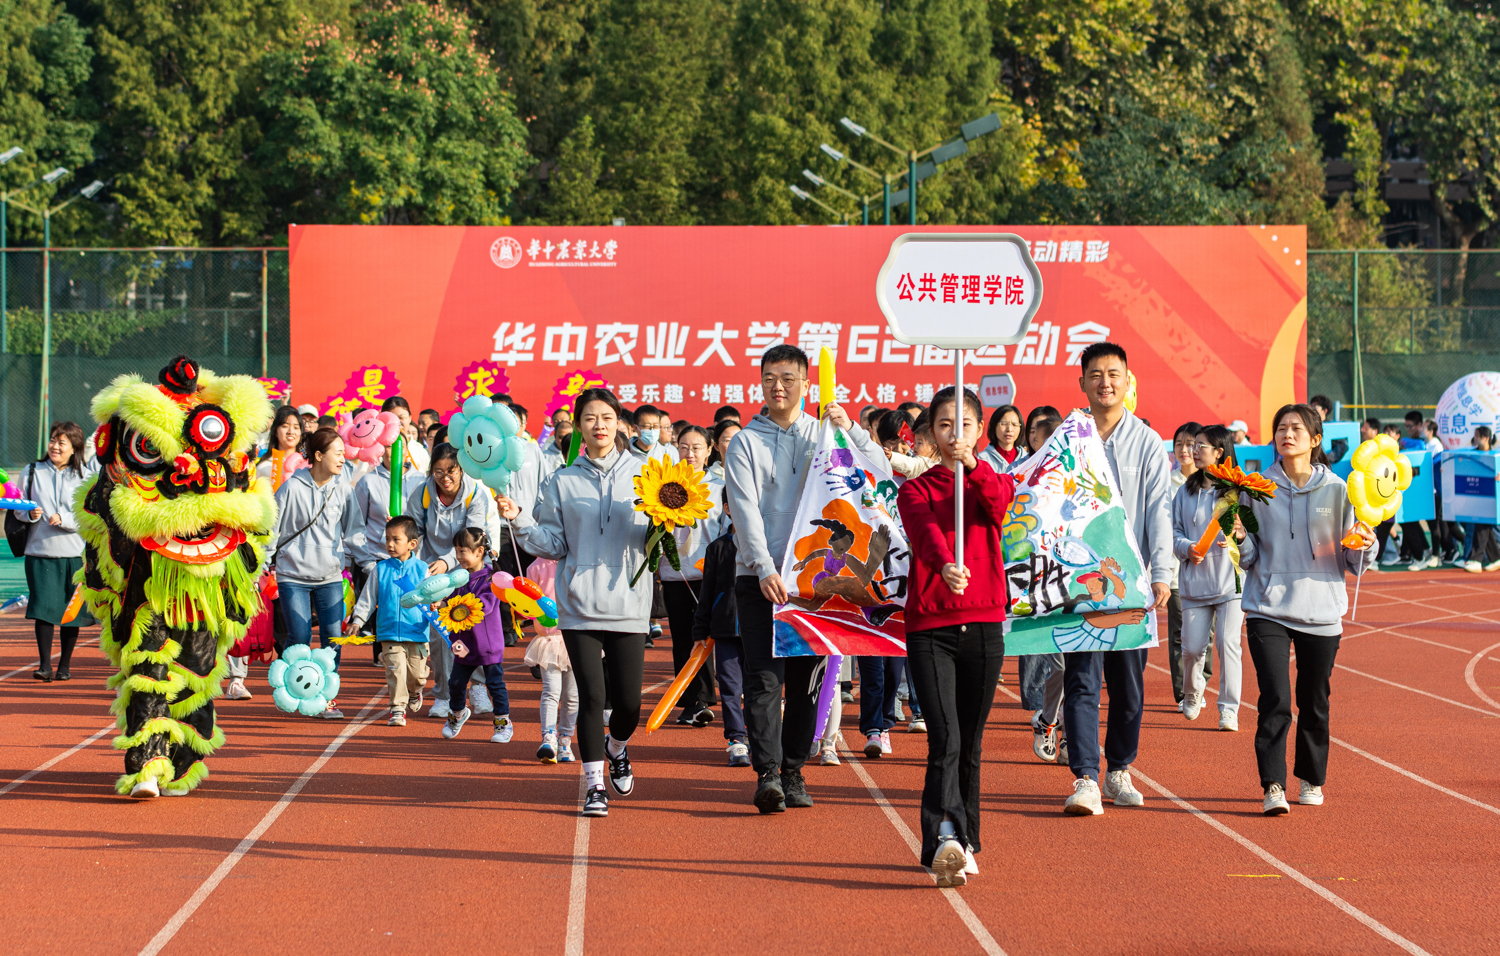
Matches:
[582,806,608,818]
[754,788,786,814]
[1299,795,1324,806]
[1064,800,1103,816]
[931,844,968,887]
[864,746,882,759]
[1264,804,1290,816]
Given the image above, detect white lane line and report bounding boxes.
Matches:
[840,745,1007,956]
[564,676,671,956]
[0,723,114,796]
[1143,662,1500,816]
[0,639,99,681]
[137,694,385,956]
[1129,766,1434,956]
[1335,663,1500,717]
[1464,641,1500,713]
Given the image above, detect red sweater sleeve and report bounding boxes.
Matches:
[897,479,953,574]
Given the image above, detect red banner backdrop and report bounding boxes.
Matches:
[289,225,1306,442]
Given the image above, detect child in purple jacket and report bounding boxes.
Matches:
[440,527,514,744]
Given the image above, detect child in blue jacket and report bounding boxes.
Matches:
[348,515,431,726]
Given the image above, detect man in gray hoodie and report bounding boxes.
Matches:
[724,343,889,814]
[1062,342,1174,816]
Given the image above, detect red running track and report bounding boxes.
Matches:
[0,569,1496,955]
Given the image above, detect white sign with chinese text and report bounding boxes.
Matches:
[875,233,1043,348]
[979,373,1016,409]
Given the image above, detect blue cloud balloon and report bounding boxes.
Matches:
[449,395,522,493]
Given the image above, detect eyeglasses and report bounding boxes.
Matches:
[1192,442,1214,451]
[432,466,463,480]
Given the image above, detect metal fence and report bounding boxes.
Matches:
[0,248,289,469]
[1308,249,1500,420]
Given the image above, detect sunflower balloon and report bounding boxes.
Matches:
[437,593,485,634]
[1346,434,1413,525]
[631,457,713,585]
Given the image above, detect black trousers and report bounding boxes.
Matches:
[561,629,645,763]
[735,576,821,775]
[1375,518,1395,560]
[905,623,1005,867]
[1399,520,1428,560]
[1245,618,1340,790]
[662,579,715,714]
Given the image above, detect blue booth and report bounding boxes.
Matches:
[1234,444,1275,475]
[1323,421,1360,480]
[1441,450,1499,524]
[1394,450,1435,522]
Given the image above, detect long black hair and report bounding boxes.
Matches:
[987,404,1023,450]
[811,517,855,548]
[1272,403,1330,467]
[261,405,305,461]
[1024,405,1063,454]
[1185,425,1237,493]
[707,419,741,467]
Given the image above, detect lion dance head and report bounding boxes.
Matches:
[78,355,275,797]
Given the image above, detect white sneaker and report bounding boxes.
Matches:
[864,732,883,758]
[1032,722,1058,763]
[442,706,471,739]
[1064,777,1104,815]
[963,847,978,876]
[129,778,160,799]
[490,715,514,743]
[1380,550,1401,565]
[470,684,494,714]
[558,738,575,762]
[1264,783,1290,815]
[1219,711,1239,732]
[408,691,424,714]
[879,730,892,755]
[538,731,558,762]
[1486,559,1500,573]
[1465,560,1483,573]
[893,698,905,721]
[224,678,252,700]
[819,743,841,766]
[1102,769,1144,807]
[931,837,968,887]
[1408,557,1429,572]
[1183,694,1204,721]
[908,716,927,733]
[1426,554,1443,569]
[727,741,751,767]
[429,698,451,719]
[1298,780,1324,806]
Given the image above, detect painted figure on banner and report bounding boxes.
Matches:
[1003,410,1154,655]
[773,421,908,657]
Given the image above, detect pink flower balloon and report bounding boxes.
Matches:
[338,410,402,464]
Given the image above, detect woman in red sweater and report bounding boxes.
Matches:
[896,385,1017,889]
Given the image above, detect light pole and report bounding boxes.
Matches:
[802,169,879,226]
[837,112,1003,224]
[11,171,106,457]
[788,185,848,225]
[1,146,30,356]
[820,143,894,225]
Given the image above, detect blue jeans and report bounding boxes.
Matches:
[280,580,345,672]
[714,636,746,742]
[858,656,905,735]
[450,662,509,716]
[1062,647,1147,781]
[1018,654,1050,711]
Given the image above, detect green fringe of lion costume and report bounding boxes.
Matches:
[76,356,275,798]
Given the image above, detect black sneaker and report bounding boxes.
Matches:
[691,707,715,728]
[582,786,609,817]
[605,736,634,795]
[782,768,813,808]
[676,712,695,725]
[754,768,786,814]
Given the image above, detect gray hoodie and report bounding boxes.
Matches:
[273,469,356,586]
[348,464,425,571]
[406,475,490,571]
[20,459,98,558]
[1237,462,1375,636]
[513,449,652,631]
[1171,482,1240,608]
[724,412,888,580]
[1099,410,1174,586]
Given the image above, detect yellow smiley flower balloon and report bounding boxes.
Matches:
[1346,434,1413,525]
[1123,370,1138,413]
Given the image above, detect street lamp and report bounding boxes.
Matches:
[9,170,114,457]
[1,145,27,358]
[837,112,1003,224]
[788,184,848,225]
[803,169,878,226]
[820,143,897,224]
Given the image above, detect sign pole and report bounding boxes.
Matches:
[954,350,965,572]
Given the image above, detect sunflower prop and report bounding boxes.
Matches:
[631,457,713,586]
[1192,463,1277,592]
[437,593,485,634]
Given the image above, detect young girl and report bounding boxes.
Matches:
[979,405,1025,474]
[706,420,741,483]
[1465,427,1499,572]
[1171,424,1242,731]
[659,424,723,727]
[1018,406,1068,763]
[897,386,1017,888]
[20,422,97,681]
[1236,404,1375,815]
[496,388,652,818]
[694,490,749,766]
[525,558,578,762]
[439,527,513,742]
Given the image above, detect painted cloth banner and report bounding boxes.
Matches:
[773,422,909,657]
[1003,411,1156,655]
[289,225,1307,443]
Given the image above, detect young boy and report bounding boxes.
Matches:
[694,489,748,767]
[348,515,431,726]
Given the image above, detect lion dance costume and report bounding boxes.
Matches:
[76,356,275,798]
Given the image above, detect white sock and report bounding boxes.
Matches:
[605,735,628,759]
[584,761,605,792]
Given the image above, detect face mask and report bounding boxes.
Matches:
[638,428,660,446]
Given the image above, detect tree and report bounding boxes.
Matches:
[539,114,618,224]
[0,0,96,243]
[253,2,530,230]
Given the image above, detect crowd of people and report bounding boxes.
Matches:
[22,339,1443,889]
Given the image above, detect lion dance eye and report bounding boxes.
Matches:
[191,409,230,450]
[128,431,162,467]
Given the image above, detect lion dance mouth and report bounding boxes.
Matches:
[76,354,275,797]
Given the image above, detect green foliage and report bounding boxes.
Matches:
[3,305,170,355]
[253,2,529,229]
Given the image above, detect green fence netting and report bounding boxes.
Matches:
[0,248,288,471]
[1308,249,1500,420]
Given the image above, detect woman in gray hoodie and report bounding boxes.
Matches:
[19,422,97,681]
[498,388,652,819]
[1234,404,1375,816]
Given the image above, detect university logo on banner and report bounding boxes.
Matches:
[773,422,909,657]
[1003,411,1156,655]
